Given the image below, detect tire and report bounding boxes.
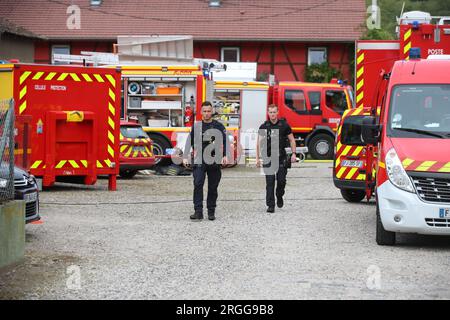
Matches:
[119,170,137,179]
[376,201,396,246]
[308,133,335,160]
[148,134,172,166]
[340,188,366,203]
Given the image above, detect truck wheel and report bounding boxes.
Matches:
[376,202,396,246]
[340,189,366,203]
[148,134,171,166]
[308,133,334,160]
[119,170,137,179]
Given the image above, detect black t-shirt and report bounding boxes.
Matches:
[185,120,227,164]
[259,119,292,161]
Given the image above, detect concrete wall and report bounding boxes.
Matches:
[0,33,35,63]
[0,200,25,269]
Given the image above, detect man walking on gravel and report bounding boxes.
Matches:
[256,104,297,213]
[183,101,228,221]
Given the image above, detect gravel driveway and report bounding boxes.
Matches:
[1,162,450,299]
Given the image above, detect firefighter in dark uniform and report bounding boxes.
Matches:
[256,104,297,213]
[183,101,228,221]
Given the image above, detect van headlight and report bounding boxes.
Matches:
[0,178,7,188]
[385,148,414,193]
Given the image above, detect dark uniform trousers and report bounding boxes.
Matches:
[193,164,222,212]
[264,161,288,208]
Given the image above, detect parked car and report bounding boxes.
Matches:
[119,121,156,178]
[11,166,40,223]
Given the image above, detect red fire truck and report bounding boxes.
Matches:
[0,63,121,190]
[334,11,450,245]
[270,81,354,159]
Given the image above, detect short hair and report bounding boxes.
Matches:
[268,104,278,110]
[202,101,213,108]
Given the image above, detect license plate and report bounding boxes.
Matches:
[341,160,364,168]
[133,146,146,152]
[439,208,450,218]
[24,192,37,203]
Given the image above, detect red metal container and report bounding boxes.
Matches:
[3,64,121,190]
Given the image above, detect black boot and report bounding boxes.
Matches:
[208,209,215,221]
[190,211,203,221]
[277,196,284,208]
[267,207,275,213]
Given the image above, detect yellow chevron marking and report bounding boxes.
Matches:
[352,146,363,156]
[19,101,27,114]
[31,160,42,169]
[336,167,347,179]
[120,145,128,153]
[108,131,114,144]
[404,42,411,55]
[20,71,31,84]
[108,145,114,158]
[356,79,364,91]
[402,158,414,168]
[109,88,115,101]
[357,53,365,65]
[438,162,450,173]
[57,73,69,81]
[145,146,151,155]
[336,141,342,153]
[357,66,364,79]
[335,156,341,168]
[105,74,116,87]
[108,102,115,116]
[55,160,67,169]
[379,161,386,169]
[70,73,81,81]
[105,159,112,167]
[415,161,437,172]
[356,91,364,103]
[32,72,44,80]
[80,160,88,168]
[94,74,104,82]
[141,151,147,157]
[120,133,124,140]
[125,148,133,157]
[82,74,93,82]
[97,160,103,168]
[345,167,358,180]
[133,151,139,158]
[45,72,57,81]
[342,146,352,156]
[69,160,79,168]
[108,117,115,130]
[404,28,412,41]
[356,174,366,180]
[352,108,363,116]
[19,86,27,100]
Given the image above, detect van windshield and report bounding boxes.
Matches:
[388,85,450,139]
[120,126,149,139]
[325,90,348,115]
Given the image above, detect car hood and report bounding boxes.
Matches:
[390,138,450,172]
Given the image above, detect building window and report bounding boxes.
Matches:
[51,45,70,64]
[221,47,240,62]
[308,47,327,65]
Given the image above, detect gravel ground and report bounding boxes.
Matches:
[1,162,450,300]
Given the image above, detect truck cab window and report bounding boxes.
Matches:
[284,90,307,113]
[308,91,321,111]
[325,90,348,115]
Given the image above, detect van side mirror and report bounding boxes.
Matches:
[361,116,380,145]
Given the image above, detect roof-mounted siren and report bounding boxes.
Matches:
[396,11,431,37]
[409,47,421,60]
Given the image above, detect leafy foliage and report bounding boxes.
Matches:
[305,62,343,83]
